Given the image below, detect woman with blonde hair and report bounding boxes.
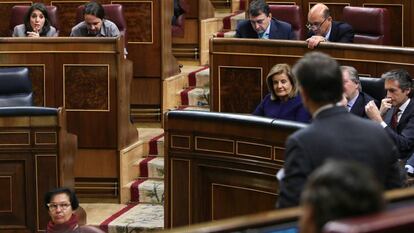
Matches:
[253,63,311,123]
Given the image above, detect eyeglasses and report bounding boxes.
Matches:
[306,17,327,31]
[47,203,71,211]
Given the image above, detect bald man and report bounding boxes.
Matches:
[306,3,354,49]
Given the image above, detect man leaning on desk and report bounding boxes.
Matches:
[306,3,354,49]
[235,0,294,40]
[70,1,119,37]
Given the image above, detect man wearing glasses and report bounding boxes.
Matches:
[306,3,354,49]
[235,0,294,40]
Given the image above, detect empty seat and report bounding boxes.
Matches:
[359,77,385,102]
[0,67,33,107]
[9,5,59,36]
[269,4,304,40]
[342,6,391,45]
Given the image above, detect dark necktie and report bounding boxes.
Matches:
[391,108,401,129]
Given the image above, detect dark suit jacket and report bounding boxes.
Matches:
[350,91,378,118]
[383,99,414,159]
[235,18,295,40]
[278,106,402,208]
[307,21,354,43]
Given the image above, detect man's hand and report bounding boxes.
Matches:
[306,36,326,49]
[379,98,392,116]
[365,100,383,122]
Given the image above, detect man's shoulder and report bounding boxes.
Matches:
[103,19,118,28]
[332,20,354,36]
[272,18,292,30]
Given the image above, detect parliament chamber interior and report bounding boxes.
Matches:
[1,0,414,232]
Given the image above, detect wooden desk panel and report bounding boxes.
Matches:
[0,108,76,233]
[165,111,306,228]
[210,38,414,113]
[0,38,138,196]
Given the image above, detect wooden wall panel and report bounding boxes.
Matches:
[218,66,263,113]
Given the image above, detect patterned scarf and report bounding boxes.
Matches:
[46,214,78,233]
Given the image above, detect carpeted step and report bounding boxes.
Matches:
[179,87,209,107]
[130,178,164,204]
[148,133,164,156]
[188,66,209,87]
[136,157,164,179]
[99,203,163,233]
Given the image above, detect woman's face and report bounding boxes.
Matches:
[30,9,45,32]
[272,73,293,99]
[48,193,73,224]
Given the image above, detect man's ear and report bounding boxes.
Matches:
[268,12,272,18]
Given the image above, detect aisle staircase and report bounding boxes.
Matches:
[82,66,211,233]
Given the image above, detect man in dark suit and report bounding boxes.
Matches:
[277,52,402,208]
[341,66,377,118]
[235,0,294,40]
[365,69,414,174]
[306,3,354,49]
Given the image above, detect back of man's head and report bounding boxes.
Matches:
[248,0,270,17]
[300,160,384,233]
[293,52,343,104]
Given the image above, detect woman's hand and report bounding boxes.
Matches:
[27,31,40,37]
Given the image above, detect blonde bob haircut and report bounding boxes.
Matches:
[266,63,298,101]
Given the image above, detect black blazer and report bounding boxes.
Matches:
[350,91,378,118]
[383,99,414,159]
[278,106,402,208]
[307,21,354,43]
[235,18,295,40]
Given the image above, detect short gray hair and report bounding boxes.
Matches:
[381,69,412,92]
[341,66,361,92]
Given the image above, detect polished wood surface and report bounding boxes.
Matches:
[164,110,306,228]
[0,37,138,197]
[0,108,77,233]
[210,38,414,113]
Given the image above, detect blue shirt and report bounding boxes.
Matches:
[252,94,311,123]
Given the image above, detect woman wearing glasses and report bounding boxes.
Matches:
[253,63,311,123]
[44,187,102,233]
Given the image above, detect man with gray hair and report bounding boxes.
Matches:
[341,66,377,118]
[365,69,414,175]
